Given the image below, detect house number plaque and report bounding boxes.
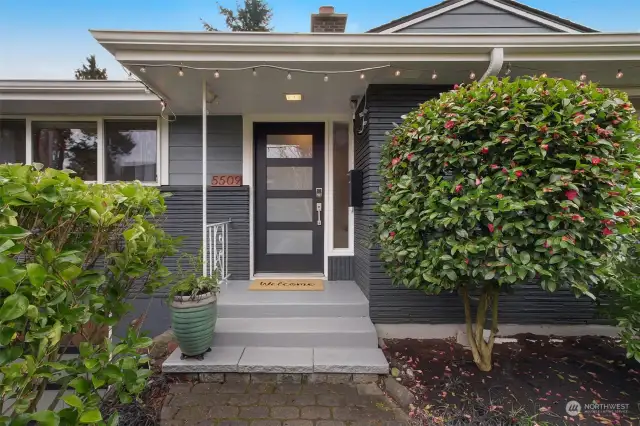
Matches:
[211,175,242,187]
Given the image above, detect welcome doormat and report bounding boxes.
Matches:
[248,279,324,291]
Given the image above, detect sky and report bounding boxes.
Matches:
[0,0,639,80]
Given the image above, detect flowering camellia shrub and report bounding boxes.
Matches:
[375,77,640,371]
[0,164,177,425]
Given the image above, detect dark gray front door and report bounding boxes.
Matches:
[254,122,325,273]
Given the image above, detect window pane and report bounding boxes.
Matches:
[267,135,313,158]
[267,167,312,190]
[0,120,26,164]
[267,198,313,222]
[32,121,97,180]
[333,122,349,248]
[267,230,313,254]
[105,120,157,182]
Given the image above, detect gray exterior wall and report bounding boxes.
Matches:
[116,186,250,339]
[354,84,604,325]
[397,2,560,33]
[328,256,355,281]
[169,115,243,186]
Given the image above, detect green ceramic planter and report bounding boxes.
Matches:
[170,292,217,357]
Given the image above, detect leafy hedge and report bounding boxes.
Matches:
[0,164,177,425]
[375,77,640,369]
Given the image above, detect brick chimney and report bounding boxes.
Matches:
[311,6,348,33]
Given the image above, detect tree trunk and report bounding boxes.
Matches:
[461,285,499,372]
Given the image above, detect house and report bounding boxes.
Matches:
[1,0,638,373]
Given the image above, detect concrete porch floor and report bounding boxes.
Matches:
[163,281,389,374]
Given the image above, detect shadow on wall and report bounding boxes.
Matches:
[113,296,171,340]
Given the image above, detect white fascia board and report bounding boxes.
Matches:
[0,80,157,102]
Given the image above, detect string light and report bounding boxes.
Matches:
[324,74,329,82]
[616,69,624,79]
[431,70,438,80]
[252,68,257,77]
[160,99,166,109]
[579,72,587,81]
[214,70,220,78]
[287,72,292,80]
[395,70,401,77]
[504,62,512,76]
[178,67,184,77]
[360,72,365,80]
[469,70,476,80]
[140,66,146,73]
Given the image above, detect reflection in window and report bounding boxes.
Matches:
[104,120,157,182]
[32,122,97,180]
[267,135,313,158]
[333,122,349,249]
[0,120,26,164]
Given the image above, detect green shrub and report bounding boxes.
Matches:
[375,77,640,371]
[168,251,220,300]
[0,164,177,425]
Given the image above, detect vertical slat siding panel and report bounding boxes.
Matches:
[328,256,355,280]
[356,84,603,325]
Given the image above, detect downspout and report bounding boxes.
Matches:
[202,78,208,277]
[480,47,504,82]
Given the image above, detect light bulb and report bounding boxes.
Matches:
[394,70,401,77]
[144,87,150,94]
[253,68,257,77]
[178,67,184,77]
[579,72,587,82]
[214,70,220,78]
[140,66,146,73]
[616,69,624,79]
[505,63,512,76]
[287,72,292,80]
[431,71,438,80]
[540,72,548,78]
[324,74,329,82]
[160,100,166,108]
[469,71,476,80]
[360,72,365,80]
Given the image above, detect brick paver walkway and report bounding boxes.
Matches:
[161,380,409,426]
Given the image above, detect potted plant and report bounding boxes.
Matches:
[169,252,220,359]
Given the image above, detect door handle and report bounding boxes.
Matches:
[316,202,322,226]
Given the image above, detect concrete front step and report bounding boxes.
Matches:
[211,317,378,348]
[217,280,369,318]
[163,346,389,374]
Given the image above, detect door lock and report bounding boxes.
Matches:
[316,202,322,226]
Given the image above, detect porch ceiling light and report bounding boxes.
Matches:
[285,94,303,101]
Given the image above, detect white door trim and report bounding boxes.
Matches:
[242,114,352,280]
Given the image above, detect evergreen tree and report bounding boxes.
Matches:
[202,0,273,32]
[74,55,107,80]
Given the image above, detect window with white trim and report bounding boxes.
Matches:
[0,117,161,184]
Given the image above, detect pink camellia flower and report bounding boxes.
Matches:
[553,133,561,140]
[601,219,615,226]
[455,184,463,193]
[543,240,550,248]
[481,147,489,154]
[453,84,460,90]
[389,231,396,238]
[464,258,469,264]
[515,170,523,178]
[543,187,554,193]
[591,157,601,165]
[407,153,414,160]
[573,113,585,125]
[475,178,482,186]
[491,164,499,170]
[387,183,393,189]
[615,210,628,217]
[496,194,504,200]
[418,111,424,117]
[612,119,621,125]
[602,228,613,236]
[488,224,495,233]
[502,168,509,174]
[565,190,578,201]
[540,125,548,133]
[392,157,400,166]
[571,214,584,223]
[596,126,613,138]
[445,120,455,130]
[541,144,549,151]
[499,136,511,144]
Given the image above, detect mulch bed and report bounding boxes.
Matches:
[383,334,640,425]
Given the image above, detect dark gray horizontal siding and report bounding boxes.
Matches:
[356,84,603,325]
[169,115,243,185]
[328,256,355,281]
[397,2,560,33]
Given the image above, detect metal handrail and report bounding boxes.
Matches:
[205,219,231,281]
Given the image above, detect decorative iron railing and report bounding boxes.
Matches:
[206,220,230,281]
